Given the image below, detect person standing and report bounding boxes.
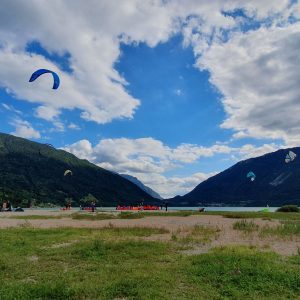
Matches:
[2,201,7,211]
[91,201,95,213]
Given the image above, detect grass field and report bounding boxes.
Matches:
[9,210,300,222]
[9,210,203,221]
[1,226,300,299]
[205,211,300,220]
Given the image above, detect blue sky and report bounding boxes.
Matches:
[0,1,299,197]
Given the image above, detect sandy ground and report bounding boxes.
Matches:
[0,210,299,256]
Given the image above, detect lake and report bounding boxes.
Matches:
[24,206,278,212]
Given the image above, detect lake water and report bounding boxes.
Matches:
[26,206,279,212]
[170,207,279,212]
[98,207,278,212]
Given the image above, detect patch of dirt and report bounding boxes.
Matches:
[21,277,37,283]
[27,255,39,262]
[47,240,79,249]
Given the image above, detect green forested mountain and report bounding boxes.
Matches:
[0,132,155,207]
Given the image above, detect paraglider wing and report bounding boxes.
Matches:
[285,151,297,163]
[247,171,256,181]
[289,151,297,161]
[29,69,60,89]
[64,170,73,176]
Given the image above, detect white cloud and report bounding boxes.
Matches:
[68,123,80,130]
[194,23,300,145]
[0,0,296,128]
[10,118,40,139]
[234,143,281,160]
[63,139,94,161]
[35,106,60,121]
[174,89,182,96]
[135,172,217,198]
[1,103,22,115]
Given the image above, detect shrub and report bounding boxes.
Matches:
[276,205,300,213]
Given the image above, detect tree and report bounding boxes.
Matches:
[79,194,98,206]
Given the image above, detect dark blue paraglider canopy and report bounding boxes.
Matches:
[29,69,60,89]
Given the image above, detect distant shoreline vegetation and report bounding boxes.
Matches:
[276,205,300,213]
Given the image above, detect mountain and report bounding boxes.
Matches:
[169,147,300,207]
[0,132,156,207]
[120,174,163,200]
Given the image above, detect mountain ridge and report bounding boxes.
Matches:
[120,174,163,200]
[169,147,300,207]
[0,132,156,207]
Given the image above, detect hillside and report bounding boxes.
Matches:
[170,147,300,207]
[120,174,163,200]
[0,132,155,207]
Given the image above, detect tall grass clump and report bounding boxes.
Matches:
[179,225,220,244]
[260,221,300,239]
[233,219,259,232]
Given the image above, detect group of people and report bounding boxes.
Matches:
[65,201,72,210]
[79,201,96,212]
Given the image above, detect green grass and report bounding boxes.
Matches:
[233,219,259,232]
[205,211,300,221]
[10,215,65,220]
[117,210,204,218]
[186,246,300,299]
[260,221,300,239]
[71,212,116,220]
[70,210,203,221]
[1,227,300,299]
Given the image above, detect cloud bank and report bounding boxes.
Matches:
[63,137,280,197]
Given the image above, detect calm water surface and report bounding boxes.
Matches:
[25,207,279,212]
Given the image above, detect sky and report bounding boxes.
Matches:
[0,0,300,198]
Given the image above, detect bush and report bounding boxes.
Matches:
[276,205,300,213]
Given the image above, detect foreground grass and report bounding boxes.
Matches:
[1,227,300,299]
[205,211,300,221]
[9,215,65,220]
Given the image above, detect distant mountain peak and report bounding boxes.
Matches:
[120,174,163,200]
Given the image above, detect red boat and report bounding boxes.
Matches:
[116,205,160,211]
[143,205,160,210]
